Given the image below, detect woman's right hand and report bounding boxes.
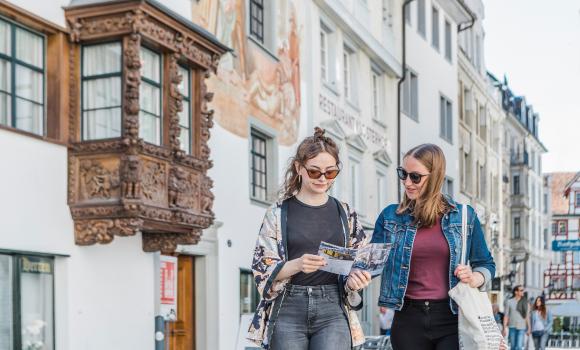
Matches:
[275,254,327,281]
[293,254,327,274]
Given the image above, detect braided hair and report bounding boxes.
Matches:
[279,127,340,199]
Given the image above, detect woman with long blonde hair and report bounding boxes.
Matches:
[371,144,496,349]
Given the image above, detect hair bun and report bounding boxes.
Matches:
[313,127,326,139]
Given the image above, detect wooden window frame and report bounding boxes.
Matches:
[80,41,123,141]
[0,3,69,144]
[178,65,191,155]
[139,46,163,146]
[0,16,45,136]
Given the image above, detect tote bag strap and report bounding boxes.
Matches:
[460,204,468,266]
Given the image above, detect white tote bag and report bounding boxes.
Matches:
[448,204,505,350]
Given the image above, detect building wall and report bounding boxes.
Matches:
[401,0,468,195]
[305,0,402,335]
[0,129,157,350]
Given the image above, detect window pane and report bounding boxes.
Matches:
[82,77,121,110]
[20,256,54,350]
[417,0,425,36]
[410,74,418,118]
[445,21,452,60]
[15,98,43,135]
[15,65,43,103]
[140,82,161,115]
[15,28,43,68]
[179,100,189,127]
[402,74,410,114]
[0,58,10,92]
[178,66,189,96]
[83,108,121,140]
[0,92,10,125]
[0,20,10,55]
[432,8,439,49]
[0,255,13,350]
[140,47,161,83]
[83,43,121,76]
[180,126,190,154]
[447,101,452,141]
[139,112,161,145]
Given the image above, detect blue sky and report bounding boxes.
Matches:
[483,0,580,173]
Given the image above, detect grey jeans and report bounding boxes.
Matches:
[270,284,351,350]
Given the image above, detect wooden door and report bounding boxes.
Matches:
[168,255,196,350]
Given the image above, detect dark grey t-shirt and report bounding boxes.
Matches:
[287,196,345,286]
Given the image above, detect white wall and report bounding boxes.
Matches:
[208,122,296,350]
[0,129,74,254]
[8,0,69,27]
[0,129,157,350]
[402,1,460,188]
[65,235,156,350]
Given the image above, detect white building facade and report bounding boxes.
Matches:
[456,0,506,306]
[304,0,403,335]
[400,0,471,198]
[489,73,550,299]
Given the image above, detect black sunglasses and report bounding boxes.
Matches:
[305,168,340,180]
[396,166,429,184]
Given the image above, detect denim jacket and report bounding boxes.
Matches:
[371,196,495,314]
[247,197,372,349]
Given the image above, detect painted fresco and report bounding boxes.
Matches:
[191,0,301,145]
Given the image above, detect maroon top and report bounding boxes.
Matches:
[405,218,450,300]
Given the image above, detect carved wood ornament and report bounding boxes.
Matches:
[65,0,228,254]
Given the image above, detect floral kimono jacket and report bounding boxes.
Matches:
[247,197,372,349]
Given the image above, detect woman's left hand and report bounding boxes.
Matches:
[454,264,484,288]
[346,269,371,291]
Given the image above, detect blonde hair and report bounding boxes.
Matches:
[397,144,450,227]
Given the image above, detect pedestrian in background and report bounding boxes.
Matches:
[247,127,372,350]
[379,306,394,336]
[531,296,552,350]
[371,143,496,350]
[503,285,531,350]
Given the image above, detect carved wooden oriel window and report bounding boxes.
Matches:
[65,0,228,253]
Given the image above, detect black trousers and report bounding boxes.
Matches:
[391,299,459,350]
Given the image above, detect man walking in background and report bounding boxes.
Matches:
[504,285,531,350]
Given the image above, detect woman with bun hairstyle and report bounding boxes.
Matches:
[371,143,496,349]
[247,127,372,350]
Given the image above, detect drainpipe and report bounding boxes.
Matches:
[457,0,476,33]
[397,0,414,203]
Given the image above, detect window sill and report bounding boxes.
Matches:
[0,124,66,147]
[440,135,453,145]
[402,111,419,123]
[372,118,388,129]
[323,81,340,97]
[247,36,279,63]
[346,99,360,113]
[250,196,274,208]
